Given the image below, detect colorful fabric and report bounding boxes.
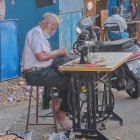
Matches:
[108,31,129,40]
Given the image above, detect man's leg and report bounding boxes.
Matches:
[24,68,72,130]
[41,69,72,129]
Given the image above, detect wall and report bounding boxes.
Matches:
[0,20,20,81]
[108,0,118,16]
[5,0,83,52]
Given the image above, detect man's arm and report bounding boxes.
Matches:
[30,29,68,61]
[36,49,67,61]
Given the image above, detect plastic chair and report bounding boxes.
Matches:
[26,86,58,132]
[103,23,122,41]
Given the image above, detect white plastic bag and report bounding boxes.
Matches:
[48,132,68,140]
[22,131,33,140]
[0,130,33,140]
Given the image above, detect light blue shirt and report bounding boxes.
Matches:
[104,14,127,31]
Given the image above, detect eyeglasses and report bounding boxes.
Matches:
[49,23,58,31]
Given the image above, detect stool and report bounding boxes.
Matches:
[26,86,57,132]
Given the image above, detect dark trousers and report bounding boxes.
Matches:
[24,67,72,113]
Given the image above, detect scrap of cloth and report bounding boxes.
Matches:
[0,0,15,20]
[0,0,5,20]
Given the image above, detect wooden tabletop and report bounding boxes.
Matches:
[58,52,132,72]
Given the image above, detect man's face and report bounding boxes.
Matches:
[45,21,58,36]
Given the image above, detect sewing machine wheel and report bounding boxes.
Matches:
[95,79,114,123]
[73,40,87,56]
[80,79,114,124]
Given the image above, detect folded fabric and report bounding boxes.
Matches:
[108,31,129,40]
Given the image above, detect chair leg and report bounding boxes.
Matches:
[50,87,58,133]
[26,86,33,131]
[36,86,39,123]
[26,86,57,132]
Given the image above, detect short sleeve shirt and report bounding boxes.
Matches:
[104,14,127,32]
[22,25,53,69]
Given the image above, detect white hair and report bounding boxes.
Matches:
[40,13,60,24]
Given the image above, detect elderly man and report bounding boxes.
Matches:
[22,13,72,130]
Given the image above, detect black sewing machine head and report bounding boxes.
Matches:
[73,15,99,64]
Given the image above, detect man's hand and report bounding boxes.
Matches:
[58,48,68,56]
[36,48,68,61]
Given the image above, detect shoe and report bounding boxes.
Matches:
[57,117,72,131]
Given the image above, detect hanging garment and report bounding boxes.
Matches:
[0,0,5,20]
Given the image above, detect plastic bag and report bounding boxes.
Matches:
[0,130,33,140]
[48,132,68,140]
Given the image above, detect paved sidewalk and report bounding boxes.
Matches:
[0,90,140,140]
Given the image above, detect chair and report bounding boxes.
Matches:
[94,26,101,41]
[103,23,121,41]
[26,85,58,132]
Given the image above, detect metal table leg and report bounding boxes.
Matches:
[107,74,123,126]
[70,72,109,140]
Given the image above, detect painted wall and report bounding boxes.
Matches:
[1,0,83,80]
[108,0,118,16]
[5,0,84,52]
[108,0,130,16]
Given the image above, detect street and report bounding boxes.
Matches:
[0,90,140,140]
